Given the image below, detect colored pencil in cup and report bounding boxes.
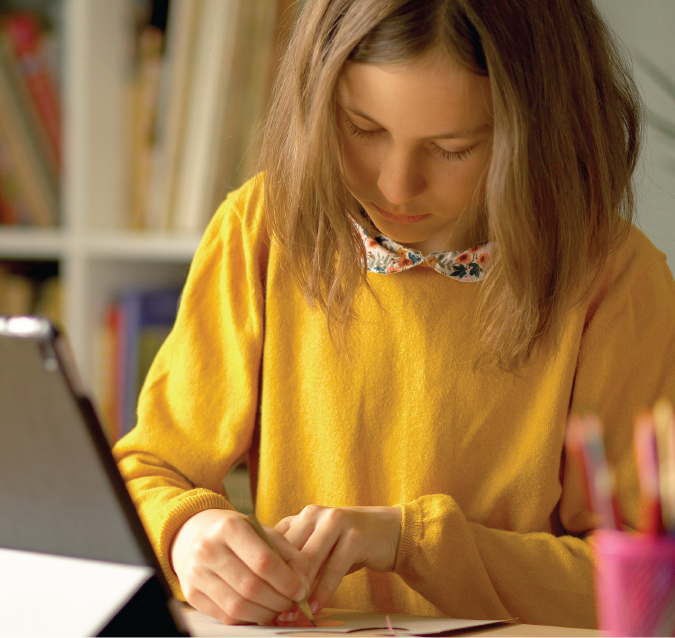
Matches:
[652,399,675,532]
[566,417,595,511]
[585,415,618,530]
[566,415,618,530]
[634,412,662,534]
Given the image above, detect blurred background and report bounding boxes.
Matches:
[0,0,294,457]
[596,0,675,268]
[0,0,299,513]
[0,0,672,512]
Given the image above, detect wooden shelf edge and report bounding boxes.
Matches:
[83,232,202,262]
[0,228,202,262]
[0,228,66,259]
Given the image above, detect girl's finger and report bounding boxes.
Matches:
[274,516,295,536]
[210,548,296,614]
[226,518,308,602]
[297,515,343,585]
[307,538,356,614]
[277,512,318,551]
[309,559,328,595]
[200,569,282,625]
[264,526,313,589]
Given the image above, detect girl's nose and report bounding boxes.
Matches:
[377,149,426,206]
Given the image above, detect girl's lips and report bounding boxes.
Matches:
[374,205,431,224]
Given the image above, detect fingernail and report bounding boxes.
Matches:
[279,612,292,622]
[291,610,299,621]
[311,601,320,613]
[292,586,306,601]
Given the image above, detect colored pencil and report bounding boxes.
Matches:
[246,513,316,626]
[634,412,662,534]
[652,399,675,532]
[566,415,618,530]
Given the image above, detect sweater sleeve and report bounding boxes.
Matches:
[393,240,675,629]
[112,179,268,597]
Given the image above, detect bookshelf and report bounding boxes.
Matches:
[0,0,283,503]
[0,0,292,455]
[0,0,201,395]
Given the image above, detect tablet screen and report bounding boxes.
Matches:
[0,317,147,565]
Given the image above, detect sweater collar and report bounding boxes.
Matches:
[353,218,491,282]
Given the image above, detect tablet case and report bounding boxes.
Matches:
[0,316,188,636]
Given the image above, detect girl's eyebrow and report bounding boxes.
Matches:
[339,102,489,140]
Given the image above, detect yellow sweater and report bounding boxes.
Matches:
[113,176,675,629]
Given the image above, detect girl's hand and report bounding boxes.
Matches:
[274,505,402,618]
[170,508,311,625]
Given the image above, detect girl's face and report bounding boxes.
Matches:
[337,53,493,254]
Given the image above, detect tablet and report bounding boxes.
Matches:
[0,317,187,637]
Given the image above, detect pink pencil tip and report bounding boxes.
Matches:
[386,614,394,635]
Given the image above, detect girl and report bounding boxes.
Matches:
[113,0,675,629]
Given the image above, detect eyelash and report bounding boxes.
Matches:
[345,119,381,140]
[344,118,475,162]
[432,146,474,162]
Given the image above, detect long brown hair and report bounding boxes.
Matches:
[258,0,642,371]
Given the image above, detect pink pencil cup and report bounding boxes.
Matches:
[595,530,675,636]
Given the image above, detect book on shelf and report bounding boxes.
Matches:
[96,287,181,445]
[0,266,33,315]
[4,13,61,175]
[169,0,241,234]
[130,23,164,231]
[145,0,202,232]
[0,10,60,227]
[131,0,295,233]
[211,0,278,209]
[0,138,27,224]
[0,263,62,325]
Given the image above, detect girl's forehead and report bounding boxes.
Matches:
[337,54,493,138]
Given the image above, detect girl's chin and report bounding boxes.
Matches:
[373,220,434,245]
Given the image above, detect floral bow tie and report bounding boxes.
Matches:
[354,220,490,282]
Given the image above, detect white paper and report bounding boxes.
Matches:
[0,547,153,637]
[180,605,505,636]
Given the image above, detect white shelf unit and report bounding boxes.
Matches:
[0,0,202,393]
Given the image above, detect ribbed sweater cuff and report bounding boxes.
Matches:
[393,499,425,575]
[155,489,235,599]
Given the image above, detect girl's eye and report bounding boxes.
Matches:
[345,118,382,139]
[432,144,475,162]
[344,116,476,162]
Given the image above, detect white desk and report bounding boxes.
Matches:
[179,605,604,637]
